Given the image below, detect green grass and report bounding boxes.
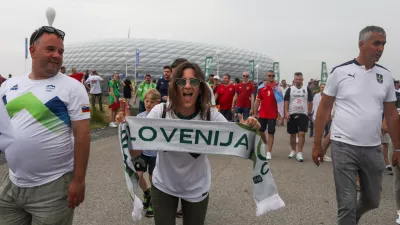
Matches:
[90,105,109,130]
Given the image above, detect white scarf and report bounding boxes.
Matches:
[119,117,285,223]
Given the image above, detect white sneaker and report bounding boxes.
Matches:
[266,152,272,160]
[396,211,400,224]
[109,122,117,128]
[288,150,296,158]
[296,152,304,162]
[323,155,332,162]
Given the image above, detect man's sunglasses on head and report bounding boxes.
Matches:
[31,26,65,45]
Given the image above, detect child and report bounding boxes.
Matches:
[129,88,160,217]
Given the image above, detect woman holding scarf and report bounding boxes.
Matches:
[117,62,260,225]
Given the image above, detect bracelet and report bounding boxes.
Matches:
[394,149,400,152]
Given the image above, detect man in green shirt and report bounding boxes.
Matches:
[109,73,125,127]
[134,74,157,113]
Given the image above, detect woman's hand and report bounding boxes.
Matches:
[115,112,126,124]
[238,113,261,130]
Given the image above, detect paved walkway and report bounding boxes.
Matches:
[0,126,397,225]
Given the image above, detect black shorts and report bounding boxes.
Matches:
[136,153,157,175]
[287,113,309,134]
[258,118,276,134]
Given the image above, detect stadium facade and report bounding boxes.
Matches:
[63,38,274,83]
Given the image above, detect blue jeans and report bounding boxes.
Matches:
[139,100,146,113]
[234,107,250,122]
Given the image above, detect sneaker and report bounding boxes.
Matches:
[386,166,394,175]
[323,155,332,162]
[266,152,272,160]
[296,152,304,162]
[288,150,296,159]
[143,194,151,210]
[109,122,117,128]
[177,209,183,218]
[145,205,154,217]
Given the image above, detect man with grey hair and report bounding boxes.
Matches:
[312,25,400,224]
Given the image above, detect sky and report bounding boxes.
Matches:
[1,0,400,82]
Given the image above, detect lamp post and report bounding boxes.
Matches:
[255,64,260,83]
[215,49,220,76]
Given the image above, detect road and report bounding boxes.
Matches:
[0,126,397,225]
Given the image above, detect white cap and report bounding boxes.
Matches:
[213,75,221,80]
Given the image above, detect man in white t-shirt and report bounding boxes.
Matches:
[60,66,66,75]
[284,72,313,162]
[85,71,104,111]
[0,26,91,225]
[312,26,400,225]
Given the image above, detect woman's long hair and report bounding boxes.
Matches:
[167,62,211,120]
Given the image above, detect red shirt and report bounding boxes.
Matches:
[216,84,236,110]
[257,86,278,119]
[235,82,254,109]
[69,73,84,82]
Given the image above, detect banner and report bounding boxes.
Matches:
[321,62,328,84]
[25,38,28,59]
[249,60,255,81]
[119,117,285,223]
[273,62,280,83]
[136,50,140,67]
[205,56,213,80]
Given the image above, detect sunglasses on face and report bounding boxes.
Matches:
[176,78,201,88]
[243,75,249,78]
[268,75,275,77]
[31,26,65,45]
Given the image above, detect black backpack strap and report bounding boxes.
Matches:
[162,103,167,119]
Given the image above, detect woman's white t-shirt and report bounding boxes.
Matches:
[147,103,227,202]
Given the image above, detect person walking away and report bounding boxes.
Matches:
[85,71,104,111]
[157,66,172,103]
[134,74,156,113]
[215,74,235,121]
[284,72,313,162]
[0,26,91,225]
[312,26,400,225]
[123,78,134,106]
[254,70,283,160]
[232,71,255,122]
[109,73,124,127]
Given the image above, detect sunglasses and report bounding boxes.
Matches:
[176,78,201,87]
[268,75,275,77]
[31,26,65,45]
[243,75,249,78]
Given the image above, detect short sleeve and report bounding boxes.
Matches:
[67,83,91,121]
[235,85,239,94]
[385,73,396,102]
[147,103,164,119]
[284,88,291,101]
[323,70,339,97]
[256,89,262,100]
[307,87,313,102]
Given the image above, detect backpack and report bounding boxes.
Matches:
[161,103,210,158]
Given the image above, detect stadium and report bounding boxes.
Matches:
[62,38,274,83]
